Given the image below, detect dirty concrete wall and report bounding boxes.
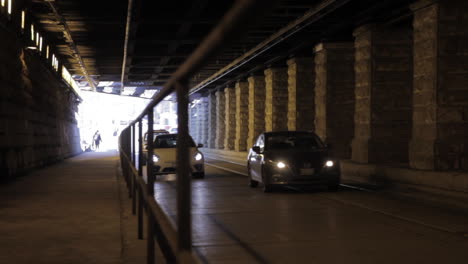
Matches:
[0,26,81,181]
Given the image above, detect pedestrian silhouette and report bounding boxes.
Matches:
[93,130,102,150]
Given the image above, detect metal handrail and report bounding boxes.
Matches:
[118,0,275,263]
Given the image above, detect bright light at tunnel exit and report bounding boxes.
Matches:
[76,92,151,153]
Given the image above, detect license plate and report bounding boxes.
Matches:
[300,168,315,175]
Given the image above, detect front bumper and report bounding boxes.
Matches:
[153,163,204,174]
[265,164,340,185]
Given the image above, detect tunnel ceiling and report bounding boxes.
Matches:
[29,0,412,98]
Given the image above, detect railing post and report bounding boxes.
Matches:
[132,124,136,215]
[132,124,136,167]
[146,107,155,264]
[138,120,144,239]
[175,80,192,259]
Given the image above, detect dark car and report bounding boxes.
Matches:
[247,131,340,192]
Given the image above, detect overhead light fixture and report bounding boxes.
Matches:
[25,46,37,50]
[7,0,11,15]
[21,11,25,29]
[39,37,43,52]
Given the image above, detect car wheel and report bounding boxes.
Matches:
[261,166,272,193]
[247,163,258,188]
[327,182,339,192]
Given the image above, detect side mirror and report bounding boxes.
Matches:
[197,143,204,148]
[252,146,261,153]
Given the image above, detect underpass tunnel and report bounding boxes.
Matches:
[1,0,467,220]
[1,0,468,263]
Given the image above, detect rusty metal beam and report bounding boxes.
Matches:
[45,0,96,92]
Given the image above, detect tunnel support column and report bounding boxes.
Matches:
[247,74,266,148]
[234,80,249,152]
[351,24,413,164]
[189,103,198,143]
[314,43,355,159]
[207,92,217,149]
[409,0,468,171]
[224,86,236,150]
[198,97,209,146]
[265,67,289,132]
[287,57,315,131]
[215,89,226,149]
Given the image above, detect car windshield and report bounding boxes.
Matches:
[266,133,324,150]
[153,134,196,148]
[144,130,169,142]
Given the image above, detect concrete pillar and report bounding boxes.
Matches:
[207,92,217,149]
[314,43,355,159]
[247,75,266,148]
[351,24,413,164]
[410,0,468,170]
[235,81,249,152]
[199,97,209,146]
[287,57,315,131]
[265,67,288,132]
[215,89,225,149]
[189,102,198,142]
[224,86,236,150]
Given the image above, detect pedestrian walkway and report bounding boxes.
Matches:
[0,151,126,264]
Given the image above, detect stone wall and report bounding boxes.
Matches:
[287,57,315,131]
[314,43,355,159]
[199,97,209,146]
[224,87,236,150]
[410,0,468,171]
[207,92,217,148]
[215,89,225,149]
[189,102,198,142]
[247,75,266,148]
[351,24,413,165]
[265,67,288,132]
[0,26,81,180]
[234,81,249,151]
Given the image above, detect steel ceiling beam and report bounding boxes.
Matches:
[190,0,352,94]
[120,0,135,94]
[44,0,96,92]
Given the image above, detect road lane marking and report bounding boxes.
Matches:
[205,162,248,176]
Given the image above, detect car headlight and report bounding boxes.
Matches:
[276,161,286,169]
[153,154,160,163]
[194,152,203,161]
[325,160,334,167]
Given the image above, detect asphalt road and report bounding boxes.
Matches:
[143,160,468,264]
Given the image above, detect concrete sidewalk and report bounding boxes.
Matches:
[0,151,127,264]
